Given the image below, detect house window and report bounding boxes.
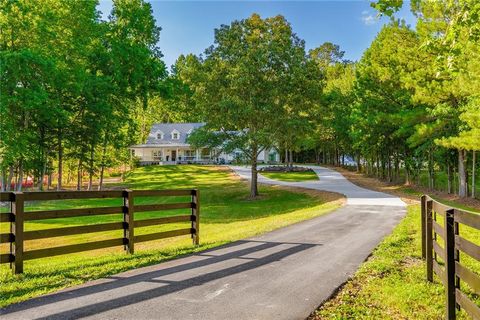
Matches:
[131,150,135,156]
[157,132,163,139]
[184,150,195,159]
[152,150,162,161]
[171,130,180,140]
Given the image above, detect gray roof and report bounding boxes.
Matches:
[131,123,205,148]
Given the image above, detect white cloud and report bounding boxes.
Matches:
[361,11,378,26]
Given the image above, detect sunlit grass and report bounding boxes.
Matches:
[261,170,319,182]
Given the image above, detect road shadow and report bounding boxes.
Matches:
[1,240,319,319]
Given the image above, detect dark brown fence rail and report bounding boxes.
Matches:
[0,189,200,274]
[421,195,480,320]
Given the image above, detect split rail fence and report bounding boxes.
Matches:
[421,195,480,319]
[0,189,200,274]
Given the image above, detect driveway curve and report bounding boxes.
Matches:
[1,166,406,320]
[231,165,406,206]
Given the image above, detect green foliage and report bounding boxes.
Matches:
[178,14,316,197]
[0,0,166,190]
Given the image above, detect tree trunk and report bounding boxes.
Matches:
[57,131,63,190]
[38,156,47,190]
[405,167,411,186]
[447,164,453,194]
[289,149,293,169]
[250,145,259,199]
[98,165,105,191]
[98,138,108,191]
[0,168,5,192]
[6,165,14,191]
[17,161,23,191]
[458,149,467,198]
[87,144,95,191]
[472,150,476,199]
[48,171,52,190]
[77,158,82,191]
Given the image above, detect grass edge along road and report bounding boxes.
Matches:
[260,170,319,182]
[0,165,344,307]
[310,171,480,320]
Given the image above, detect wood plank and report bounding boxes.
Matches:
[192,189,200,245]
[23,222,124,240]
[426,200,433,282]
[124,189,134,254]
[134,215,192,228]
[455,235,480,261]
[133,190,194,197]
[455,262,480,295]
[13,192,24,274]
[24,206,123,221]
[432,201,451,216]
[0,212,14,222]
[432,220,445,239]
[433,260,446,285]
[23,238,125,260]
[134,228,192,243]
[134,203,193,212]
[433,240,446,261]
[23,190,124,201]
[0,253,13,264]
[0,192,14,201]
[0,233,14,243]
[455,288,480,320]
[455,209,480,230]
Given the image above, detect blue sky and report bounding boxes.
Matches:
[98,1,415,70]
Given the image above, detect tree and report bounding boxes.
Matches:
[186,14,310,198]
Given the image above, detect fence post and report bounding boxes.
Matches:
[421,195,426,259]
[426,200,433,282]
[123,189,134,254]
[12,192,24,274]
[445,208,456,320]
[192,189,200,245]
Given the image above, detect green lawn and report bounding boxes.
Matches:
[312,204,480,320]
[261,170,319,182]
[0,165,342,307]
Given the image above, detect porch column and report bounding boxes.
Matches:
[196,149,200,161]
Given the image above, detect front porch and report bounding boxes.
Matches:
[132,146,217,165]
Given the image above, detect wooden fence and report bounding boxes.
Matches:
[421,195,480,319]
[0,189,200,274]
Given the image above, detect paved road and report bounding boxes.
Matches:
[1,166,406,320]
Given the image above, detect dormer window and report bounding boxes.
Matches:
[171,129,180,140]
[156,131,164,140]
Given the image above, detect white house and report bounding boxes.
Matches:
[129,123,280,165]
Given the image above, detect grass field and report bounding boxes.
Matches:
[0,165,343,307]
[311,203,480,319]
[260,170,319,182]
